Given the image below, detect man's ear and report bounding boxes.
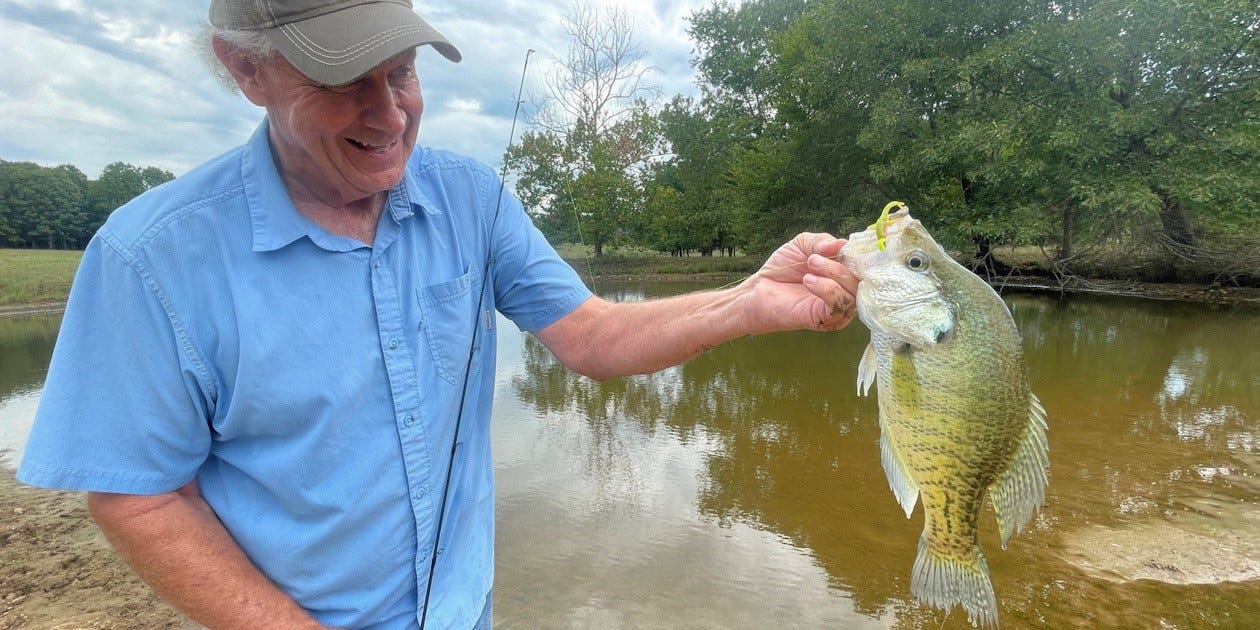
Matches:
[212,37,270,107]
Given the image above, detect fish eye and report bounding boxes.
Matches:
[906,252,929,271]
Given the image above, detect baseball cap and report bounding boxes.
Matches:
[209,0,462,85]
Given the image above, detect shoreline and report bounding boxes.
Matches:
[5,274,1258,320]
[990,274,1260,307]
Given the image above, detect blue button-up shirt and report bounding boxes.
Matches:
[18,121,591,629]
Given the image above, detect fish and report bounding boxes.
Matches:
[840,202,1049,628]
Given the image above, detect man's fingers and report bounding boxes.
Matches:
[794,232,845,258]
[807,254,859,296]
[802,274,856,322]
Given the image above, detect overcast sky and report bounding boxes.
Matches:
[0,0,713,179]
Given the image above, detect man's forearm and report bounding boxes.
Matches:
[537,288,748,380]
[87,483,328,630]
[536,236,857,381]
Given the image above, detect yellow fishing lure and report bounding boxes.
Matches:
[870,201,907,251]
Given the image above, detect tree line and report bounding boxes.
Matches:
[0,160,173,250]
[508,0,1259,284]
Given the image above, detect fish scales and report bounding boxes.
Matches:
[842,205,1049,628]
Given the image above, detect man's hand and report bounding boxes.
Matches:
[738,232,860,334]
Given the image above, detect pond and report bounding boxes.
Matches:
[2,284,1258,629]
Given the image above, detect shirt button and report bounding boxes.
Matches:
[403,414,415,426]
[388,338,399,349]
[373,260,380,269]
[413,489,425,500]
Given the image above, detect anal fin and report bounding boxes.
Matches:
[881,427,919,518]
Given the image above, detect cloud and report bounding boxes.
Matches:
[0,0,708,179]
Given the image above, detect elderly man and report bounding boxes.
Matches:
[18,1,858,628]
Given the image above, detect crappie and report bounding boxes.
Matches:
[840,204,1048,628]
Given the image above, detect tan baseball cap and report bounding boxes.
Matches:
[209,0,462,85]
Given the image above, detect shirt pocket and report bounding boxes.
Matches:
[417,265,485,385]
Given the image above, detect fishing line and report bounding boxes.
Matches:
[568,183,598,295]
[419,47,534,630]
[707,201,907,292]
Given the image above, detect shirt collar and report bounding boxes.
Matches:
[243,119,437,253]
[400,150,443,218]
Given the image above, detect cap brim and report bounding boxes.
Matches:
[264,2,461,86]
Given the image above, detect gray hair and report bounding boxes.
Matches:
[197,25,276,92]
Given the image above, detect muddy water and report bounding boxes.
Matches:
[2,287,1258,628]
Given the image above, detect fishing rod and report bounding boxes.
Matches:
[419,47,535,630]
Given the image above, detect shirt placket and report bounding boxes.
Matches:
[369,228,439,598]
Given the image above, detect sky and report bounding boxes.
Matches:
[0,0,715,179]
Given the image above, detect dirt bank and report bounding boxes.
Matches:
[993,275,1260,308]
[0,465,193,630]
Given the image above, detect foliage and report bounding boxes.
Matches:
[673,0,1260,282]
[16,0,1254,286]
[507,3,664,257]
[87,162,175,235]
[0,159,172,250]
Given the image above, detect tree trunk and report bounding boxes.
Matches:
[961,175,1001,278]
[974,234,995,278]
[1059,204,1074,261]
[593,241,604,257]
[1156,189,1196,249]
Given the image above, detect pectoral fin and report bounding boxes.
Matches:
[880,427,919,518]
[989,392,1050,548]
[857,341,877,396]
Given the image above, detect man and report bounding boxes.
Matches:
[17,1,859,628]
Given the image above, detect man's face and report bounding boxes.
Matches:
[252,49,422,206]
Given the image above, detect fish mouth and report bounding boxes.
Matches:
[840,234,879,278]
[842,207,914,278]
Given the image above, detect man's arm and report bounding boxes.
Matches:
[87,481,330,630]
[536,232,859,380]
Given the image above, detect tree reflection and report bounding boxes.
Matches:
[511,291,1260,627]
[0,314,60,402]
[512,325,925,616]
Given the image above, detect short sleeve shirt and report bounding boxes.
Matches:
[18,120,592,629]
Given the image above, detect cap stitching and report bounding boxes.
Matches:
[280,23,433,64]
[281,22,430,58]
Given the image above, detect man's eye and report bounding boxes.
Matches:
[390,65,416,82]
[320,82,358,94]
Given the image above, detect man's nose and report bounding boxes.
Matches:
[362,83,408,133]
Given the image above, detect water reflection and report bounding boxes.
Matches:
[0,314,60,464]
[509,287,1260,628]
[2,289,1258,627]
[0,314,60,400]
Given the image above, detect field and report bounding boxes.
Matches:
[0,245,1256,312]
[0,249,82,308]
[555,244,762,280]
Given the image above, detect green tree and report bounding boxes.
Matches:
[644,98,752,256]
[508,3,663,256]
[683,0,1258,281]
[856,0,1259,279]
[0,161,87,249]
[87,162,175,236]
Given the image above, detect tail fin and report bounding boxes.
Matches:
[911,535,999,628]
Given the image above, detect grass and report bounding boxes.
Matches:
[0,249,83,307]
[0,245,758,309]
[555,244,763,279]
